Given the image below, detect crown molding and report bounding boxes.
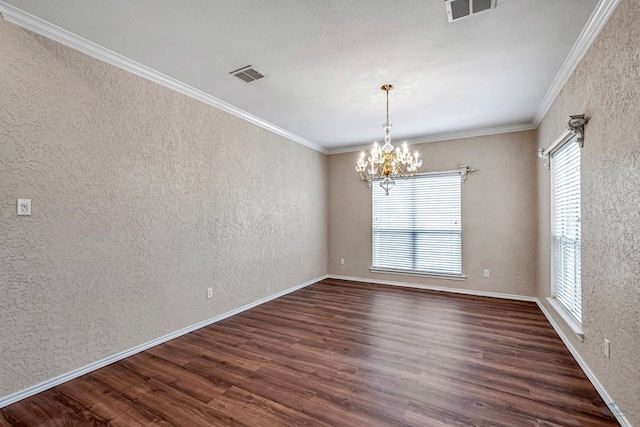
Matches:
[331,0,621,159]
[0,0,620,156]
[0,2,328,154]
[533,0,621,125]
[327,122,536,155]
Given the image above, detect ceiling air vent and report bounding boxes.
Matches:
[229,65,265,83]
[445,0,496,22]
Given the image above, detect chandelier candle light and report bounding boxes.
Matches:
[356,84,422,195]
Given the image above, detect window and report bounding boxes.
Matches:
[551,138,581,323]
[372,172,462,276]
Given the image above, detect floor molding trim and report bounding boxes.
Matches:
[0,274,327,410]
[329,275,630,425]
[536,300,631,427]
[327,274,537,302]
[0,2,327,155]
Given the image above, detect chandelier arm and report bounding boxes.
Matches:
[369,163,380,179]
[360,162,383,182]
[391,151,404,177]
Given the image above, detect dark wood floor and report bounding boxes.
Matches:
[1,279,619,426]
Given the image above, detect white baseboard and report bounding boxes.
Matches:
[3,275,629,427]
[329,274,631,426]
[536,301,632,427]
[0,274,327,409]
[327,274,537,302]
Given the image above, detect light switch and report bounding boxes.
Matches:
[17,199,31,216]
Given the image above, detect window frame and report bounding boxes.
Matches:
[370,171,465,280]
[548,135,583,337]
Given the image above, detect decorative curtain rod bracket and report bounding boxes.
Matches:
[538,114,586,169]
[460,166,477,183]
[567,115,585,147]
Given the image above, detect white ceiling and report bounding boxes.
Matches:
[0,0,601,152]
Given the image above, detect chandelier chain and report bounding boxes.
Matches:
[385,85,390,125]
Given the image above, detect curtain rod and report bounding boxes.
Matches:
[415,166,477,182]
[538,115,585,169]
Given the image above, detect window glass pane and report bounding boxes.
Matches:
[372,173,462,275]
[552,139,581,323]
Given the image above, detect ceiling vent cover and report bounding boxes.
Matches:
[445,0,496,22]
[229,66,265,83]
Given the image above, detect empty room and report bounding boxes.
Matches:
[0,0,638,426]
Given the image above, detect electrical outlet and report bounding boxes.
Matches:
[604,338,610,358]
[207,287,213,299]
[483,269,490,277]
[340,258,345,265]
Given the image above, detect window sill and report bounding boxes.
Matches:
[546,297,584,341]
[370,267,466,281]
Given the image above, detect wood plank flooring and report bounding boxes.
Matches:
[0,278,619,426]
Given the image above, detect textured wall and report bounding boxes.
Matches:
[536,0,640,424]
[0,19,327,399]
[328,131,538,296]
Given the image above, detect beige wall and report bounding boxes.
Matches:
[0,20,327,399]
[536,0,640,423]
[328,131,538,296]
[2,0,638,421]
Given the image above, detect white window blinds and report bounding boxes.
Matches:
[372,173,462,275]
[552,139,581,323]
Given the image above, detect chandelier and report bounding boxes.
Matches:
[355,84,422,195]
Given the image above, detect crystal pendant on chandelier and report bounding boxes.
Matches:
[355,84,422,195]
